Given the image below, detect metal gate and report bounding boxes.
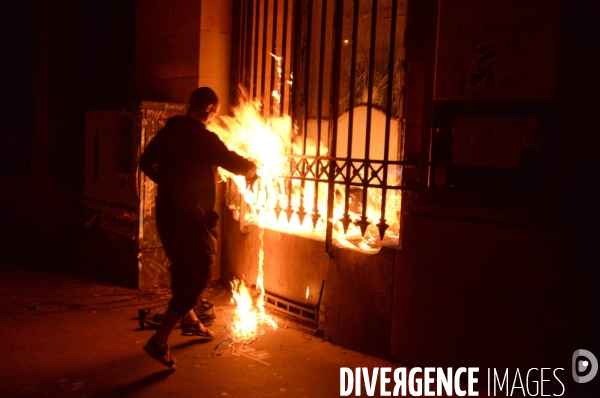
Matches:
[231,0,417,255]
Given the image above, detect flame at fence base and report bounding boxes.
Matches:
[217,89,401,337]
[229,278,278,342]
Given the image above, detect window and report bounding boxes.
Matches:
[230,0,414,254]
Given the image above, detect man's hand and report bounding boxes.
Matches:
[245,166,259,192]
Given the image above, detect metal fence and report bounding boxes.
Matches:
[231,0,417,255]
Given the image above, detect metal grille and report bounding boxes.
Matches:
[231,0,416,255]
[264,291,318,328]
[232,0,294,116]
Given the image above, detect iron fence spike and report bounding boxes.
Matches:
[274,202,282,221]
[311,212,320,229]
[354,217,370,237]
[376,220,389,240]
[285,207,294,223]
[296,206,307,225]
[340,214,352,234]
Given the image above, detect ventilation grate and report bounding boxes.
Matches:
[264,291,317,328]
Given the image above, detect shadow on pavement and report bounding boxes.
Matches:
[94,368,176,398]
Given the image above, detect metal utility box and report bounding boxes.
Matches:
[83,101,185,289]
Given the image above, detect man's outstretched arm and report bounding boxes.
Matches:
[211,134,256,177]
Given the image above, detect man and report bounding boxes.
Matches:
[139,87,257,367]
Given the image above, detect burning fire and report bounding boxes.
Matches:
[229,228,278,342]
[211,56,402,340]
[229,279,257,339]
[208,94,402,253]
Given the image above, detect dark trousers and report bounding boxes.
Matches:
[157,207,216,317]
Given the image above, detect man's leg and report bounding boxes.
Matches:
[182,309,216,337]
[152,219,215,346]
[151,307,182,347]
[183,309,199,324]
[144,306,180,367]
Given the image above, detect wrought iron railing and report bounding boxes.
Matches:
[231,0,416,255]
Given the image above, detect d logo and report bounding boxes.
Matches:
[572,349,598,384]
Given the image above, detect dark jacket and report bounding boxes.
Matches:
[139,115,254,220]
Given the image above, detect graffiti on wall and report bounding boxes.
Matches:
[434,0,562,101]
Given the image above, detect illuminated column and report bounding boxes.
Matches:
[199,1,233,281]
[199,0,233,113]
[134,0,233,111]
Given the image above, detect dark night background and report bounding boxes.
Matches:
[1,0,136,271]
[0,0,136,182]
[1,0,37,178]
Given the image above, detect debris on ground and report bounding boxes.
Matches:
[214,338,229,351]
[137,300,216,330]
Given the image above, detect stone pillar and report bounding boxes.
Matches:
[135,0,233,111]
[134,0,234,281]
[135,0,200,103]
[198,0,233,281]
[198,0,233,112]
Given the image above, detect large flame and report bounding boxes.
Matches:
[209,94,402,253]
[229,278,257,339]
[229,228,278,342]
[213,57,402,340]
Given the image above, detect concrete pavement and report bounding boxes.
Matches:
[1,267,399,398]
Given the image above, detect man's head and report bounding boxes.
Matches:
[188,87,220,123]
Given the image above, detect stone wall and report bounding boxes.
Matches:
[135,0,232,110]
[220,208,395,358]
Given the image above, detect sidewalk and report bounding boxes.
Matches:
[0,267,397,398]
